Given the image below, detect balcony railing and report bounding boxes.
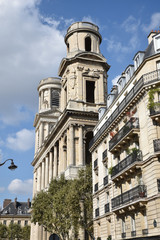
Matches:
[121,233,126,238]
[95,208,99,217]
[94,183,98,192]
[150,102,160,116]
[142,229,148,235]
[102,149,107,160]
[131,231,136,237]
[89,69,160,149]
[104,203,110,213]
[94,158,98,168]
[109,118,139,151]
[104,175,108,186]
[153,139,160,152]
[111,185,147,209]
[111,150,142,178]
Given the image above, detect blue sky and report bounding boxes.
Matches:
[0,0,160,207]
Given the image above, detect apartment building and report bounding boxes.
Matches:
[0,198,31,227]
[90,31,160,240]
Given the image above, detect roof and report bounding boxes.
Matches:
[0,199,31,216]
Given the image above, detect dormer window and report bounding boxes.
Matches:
[155,35,160,52]
[85,36,91,52]
[135,55,140,69]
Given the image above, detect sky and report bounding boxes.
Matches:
[0,0,160,208]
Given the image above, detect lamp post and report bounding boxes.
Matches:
[0,159,17,170]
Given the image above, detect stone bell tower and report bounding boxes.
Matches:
[31,22,110,240]
[59,21,110,112]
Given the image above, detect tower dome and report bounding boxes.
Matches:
[38,77,61,113]
[64,22,102,58]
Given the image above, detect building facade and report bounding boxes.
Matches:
[0,198,31,227]
[30,22,110,240]
[90,31,160,240]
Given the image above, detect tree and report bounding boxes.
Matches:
[31,164,93,240]
[22,225,31,240]
[8,223,22,239]
[0,223,8,239]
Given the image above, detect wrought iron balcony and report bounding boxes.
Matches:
[95,207,99,217]
[109,118,139,151]
[94,183,98,192]
[90,69,160,150]
[142,229,148,235]
[94,158,98,169]
[111,185,147,209]
[150,102,160,116]
[104,175,108,186]
[131,231,136,237]
[111,150,142,178]
[153,139,160,152]
[104,203,110,213]
[121,233,126,238]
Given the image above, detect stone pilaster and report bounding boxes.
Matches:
[45,154,49,187]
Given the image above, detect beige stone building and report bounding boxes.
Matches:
[30,22,110,240]
[90,31,160,239]
[0,198,31,227]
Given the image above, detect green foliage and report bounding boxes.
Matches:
[22,225,31,240]
[0,223,8,239]
[147,88,160,109]
[108,166,113,175]
[31,165,93,240]
[8,223,22,239]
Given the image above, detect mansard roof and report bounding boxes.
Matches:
[0,199,31,216]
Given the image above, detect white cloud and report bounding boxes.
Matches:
[111,75,121,86]
[121,15,140,33]
[8,179,33,195]
[143,12,160,33]
[0,187,5,193]
[82,16,95,24]
[6,129,35,151]
[0,0,66,125]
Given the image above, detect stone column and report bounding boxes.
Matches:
[41,159,45,189]
[59,138,63,174]
[45,154,49,188]
[54,145,58,177]
[49,150,53,183]
[37,164,41,192]
[79,125,83,165]
[39,122,44,147]
[69,124,74,166]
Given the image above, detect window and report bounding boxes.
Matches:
[25,220,28,226]
[67,43,69,53]
[86,81,95,103]
[85,36,91,51]
[11,220,14,224]
[18,220,21,225]
[131,214,136,232]
[122,217,126,233]
[51,89,59,107]
[3,220,6,225]
[106,192,109,203]
[135,55,140,69]
[157,179,160,192]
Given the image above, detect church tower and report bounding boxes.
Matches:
[31,22,110,240]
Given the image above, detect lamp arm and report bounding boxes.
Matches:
[0,159,13,167]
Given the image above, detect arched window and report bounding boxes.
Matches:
[51,89,60,107]
[85,36,91,51]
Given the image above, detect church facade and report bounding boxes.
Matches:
[30,22,110,240]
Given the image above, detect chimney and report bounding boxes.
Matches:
[14,197,17,208]
[27,198,31,208]
[3,199,11,209]
[148,30,157,44]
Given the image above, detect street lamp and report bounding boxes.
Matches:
[0,159,17,170]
